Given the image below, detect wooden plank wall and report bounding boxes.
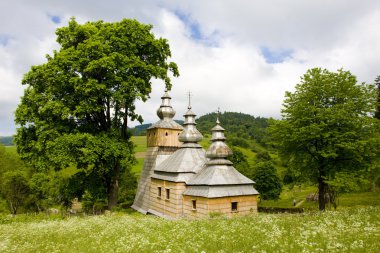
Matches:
[150,178,186,218]
[183,195,258,218]
[147,128,182,147]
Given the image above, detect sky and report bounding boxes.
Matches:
[1,0,380,136]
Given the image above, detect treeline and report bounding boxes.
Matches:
[197,112,271,154]
[0,145,137,215]
[0,136,13,146]
[131,120,184,136]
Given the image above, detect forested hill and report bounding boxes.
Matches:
[0,136,13,146]
[196,112,270,144]
[131,112,271,145]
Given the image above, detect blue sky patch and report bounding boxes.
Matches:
[174,10,218,46]
[174,10,202,41]
[260,46,293,64]
[0,34,10,46]
[48,14,61,24]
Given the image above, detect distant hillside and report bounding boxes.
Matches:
[0,136,13,146]
[131,120,184,136]
[196,112,270,145]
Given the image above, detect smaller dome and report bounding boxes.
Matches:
[157,90,176,120]
[178,96,203,144]
[206,116,232,159]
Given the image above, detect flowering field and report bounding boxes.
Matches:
[0,206,379,253]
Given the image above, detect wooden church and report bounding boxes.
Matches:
[131,90,259,219]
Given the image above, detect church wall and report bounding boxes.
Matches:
[183,196,209,218]
[183,195,258,218]
[149,178,186,218]
[208,195,258,217]
[147,128,182,147]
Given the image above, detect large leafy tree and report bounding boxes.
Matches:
[15,18,179,209]
[270,68,379,211]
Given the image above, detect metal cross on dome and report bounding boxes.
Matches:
[187,91,192,109]
[216,107,221,124]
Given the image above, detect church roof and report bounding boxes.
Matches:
[185,162,254,185]
[153,147,206,174]
[149,120,183,130]
[148,89,183,130]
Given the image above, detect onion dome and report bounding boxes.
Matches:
[157,89,176,120]
[206,115,233,161]
[178,101,203,144]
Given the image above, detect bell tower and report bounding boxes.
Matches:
[132,89,183,214]
[146,89,183,148]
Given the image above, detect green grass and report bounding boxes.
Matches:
[259,184,380,210]
[338,191,380,207]
[260,185,318,209]
[0,206,379,252]
[131,136,147,153]
[131,158,144,179]
[4,145,17,155]
[130,136,147,177]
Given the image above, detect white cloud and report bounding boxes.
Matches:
[1,0,380,134]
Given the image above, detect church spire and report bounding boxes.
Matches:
[206,110,233,160]
[178,92,203,144]
[156,88,176,120]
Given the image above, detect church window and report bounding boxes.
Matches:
[165,132,168,136]
[192,200,197,210]
[231,202,238,212]
[157,187,162,198]
[166,189,170,199]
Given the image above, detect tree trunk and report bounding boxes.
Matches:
[9,200,17,216]
[107,162,121,210]
[318,170,327,211]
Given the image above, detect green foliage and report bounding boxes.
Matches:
[28,173,51,212]
[228,136,250,148]
[255,150,272,162]
[0,145,34,214]
[228,148,253,178]
[15,17,178,209]
[270,68,379,210]
[117,166,137,207]
[324,172,370,193]
[1,171,30,215]
[197,112,270,145]
[374,75,380,120]
[253,161,282,200]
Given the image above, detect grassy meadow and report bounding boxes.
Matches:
[1,206,379,252]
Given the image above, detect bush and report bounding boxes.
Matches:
[253,161,282,200]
